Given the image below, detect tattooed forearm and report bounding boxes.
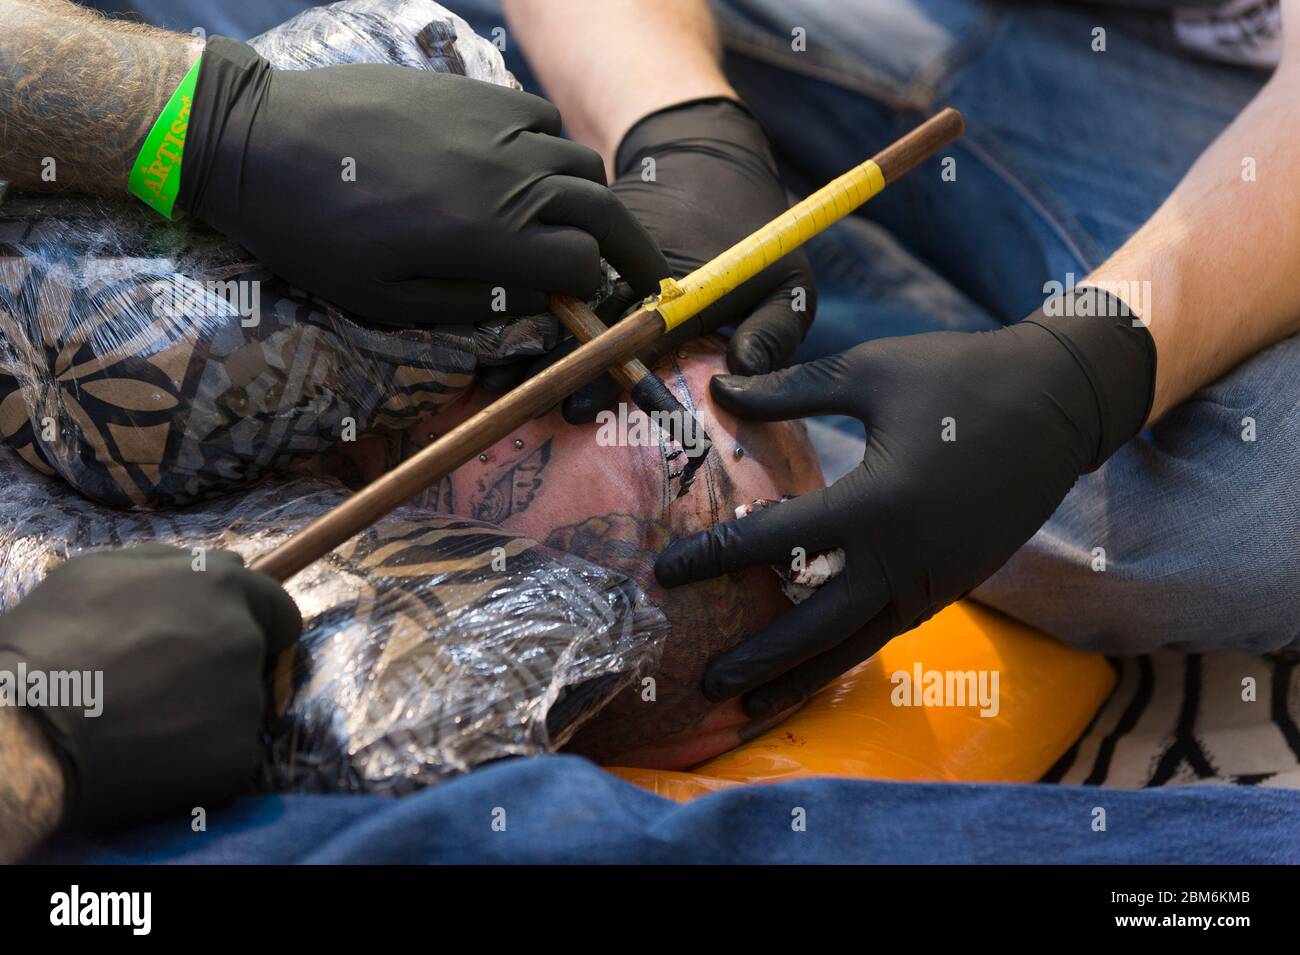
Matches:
[0,706,66,862]
[0,0,202,194]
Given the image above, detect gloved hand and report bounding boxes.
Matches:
[654,288,1156,717]
[177,36,667,326]
[484,98,816,421]
[0,545,301,827]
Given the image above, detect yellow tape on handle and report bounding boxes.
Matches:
[654,158,886,331]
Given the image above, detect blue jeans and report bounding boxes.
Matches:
[91,0,1300,654]
[84,0,303,35]
[38,753,1300,862]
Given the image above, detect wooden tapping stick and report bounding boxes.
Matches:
[250,306,664,581]
[548,293,711,496]
[250,108,965,582]
[652,107,965,332]
[548,293,653,395]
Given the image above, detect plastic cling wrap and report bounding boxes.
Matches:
[0,446,668,793]
[0,0,577,508]
[252,0,520,78]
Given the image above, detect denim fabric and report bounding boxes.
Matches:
[89,0,1300,652]
[37,754,1300,863]
[85,0,307,37]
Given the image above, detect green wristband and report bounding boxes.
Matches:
[128,54,203,219]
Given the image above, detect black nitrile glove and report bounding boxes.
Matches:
[605,98,816,370]
[0,545,301,828]
[177,36,666,326]
[498,97,816,422]
[655,288,1156,717]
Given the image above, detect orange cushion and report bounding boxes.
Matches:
[608,601,1113,801]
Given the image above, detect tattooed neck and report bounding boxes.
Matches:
[0,706,65,862]
[0,0,202,195]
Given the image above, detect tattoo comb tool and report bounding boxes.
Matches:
[548,292,710,498]
[252,108,966,582]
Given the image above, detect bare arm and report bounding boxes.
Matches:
[1089,0,1300,422]
[0,707,65,863]
[501,0,735,171]
[0,0,201,194]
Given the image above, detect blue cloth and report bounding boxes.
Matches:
[38,755,1300,863]
[85,0,309,37]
